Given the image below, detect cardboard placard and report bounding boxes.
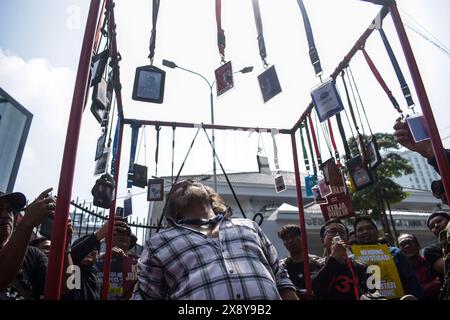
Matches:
[352,244,405,299]
[319,158,355,221]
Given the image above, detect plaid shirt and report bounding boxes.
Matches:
[132,217,294,300]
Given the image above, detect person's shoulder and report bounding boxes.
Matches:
[26,245,46,261]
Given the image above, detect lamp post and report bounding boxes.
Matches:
[162,59,253,191]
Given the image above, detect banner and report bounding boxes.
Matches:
[352,244,404,299]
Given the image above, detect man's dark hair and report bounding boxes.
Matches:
[426,210,450,229]
[29,237,49,247]
[278,224,301,240]
[354,216,378,232]
[320,219,349,238]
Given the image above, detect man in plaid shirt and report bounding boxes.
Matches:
[132,180,298,300]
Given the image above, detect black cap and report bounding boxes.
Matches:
[0,191,26,211]
[427,210,450,229]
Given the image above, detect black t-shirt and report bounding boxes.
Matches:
[0,246,48,300]
[423,242,443,269]
[282,256,321,290]
[312,256,369,300]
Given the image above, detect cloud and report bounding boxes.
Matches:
[0,49,98,201]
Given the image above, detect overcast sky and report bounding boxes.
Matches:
[1,0,450,233]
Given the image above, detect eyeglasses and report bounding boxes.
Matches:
[325,228,346,237]
[398,239,416,247]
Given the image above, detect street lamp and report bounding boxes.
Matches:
[162,59,253,191]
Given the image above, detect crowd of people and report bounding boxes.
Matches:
[0,119,449,301]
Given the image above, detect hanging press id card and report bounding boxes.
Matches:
[258,65,282,103]
[406,114,430,143]
[311,79,344,122]
[215,61,234,97]
[274,174,286,193]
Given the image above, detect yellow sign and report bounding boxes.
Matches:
[352,244,404,299]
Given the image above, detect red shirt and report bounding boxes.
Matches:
[413,256,441,300]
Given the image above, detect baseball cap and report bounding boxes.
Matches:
[0,191,26,211]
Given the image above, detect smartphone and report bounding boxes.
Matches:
[40,215,54,239]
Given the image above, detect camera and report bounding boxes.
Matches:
[40,215,54,239]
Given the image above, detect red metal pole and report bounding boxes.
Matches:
[44,0,101,300]
[290,132,312,299]
[389,3,450,204]
[123,118,291,135]
[101,119,124,299]
[100,0,125,299]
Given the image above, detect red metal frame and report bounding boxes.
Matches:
[44,0,102,299]
[388,3,450,207]
[290,132,312,298]
[45,0,449,300]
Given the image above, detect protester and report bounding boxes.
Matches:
[62,217,128,300]
[313,219,372,300]
[423,210,450,299]
[278,224,320,298]
[0,188,55,299]
[354,216,424,299]
[29,237,51,257]
[97,223,138,300]
[132,179,298,300]
[397,233,440,299]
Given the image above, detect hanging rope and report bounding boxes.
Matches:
[202,127,247,219]
[317,116,333,158]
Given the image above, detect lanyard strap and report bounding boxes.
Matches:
[155,125,161,177]
[271,130,280,172]
[341,70,360,134]
[361,47,403,115]
[379,27,415,109]
[171,126,175,184]
[327,119,341,166]
[251,0,268,67]
[127,122,141,189]
[215,0,226,62]
[148,0,161,64]
[299,123,310,172]
[111,117,120,177]
[308,113,322,167]
[296,0,322,77]
[335,113,352,160]
[304,120,317,176]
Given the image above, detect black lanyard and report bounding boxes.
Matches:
[251,0,268,67]
[296,0,322,77]
[215,0,226,62]
[148,0,160,64]
[379,27,415,109]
